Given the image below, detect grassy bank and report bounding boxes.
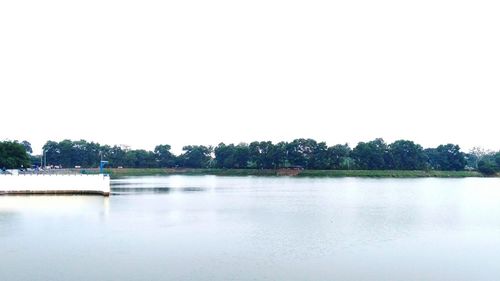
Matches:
[298,170,483,178]
[86,168,485,179]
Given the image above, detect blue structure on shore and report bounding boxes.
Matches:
[99,161,109,174]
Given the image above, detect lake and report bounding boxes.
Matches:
[1,176,500,281]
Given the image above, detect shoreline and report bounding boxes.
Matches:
[81,168,489,179]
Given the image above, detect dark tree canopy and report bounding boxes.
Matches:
[478,160,496,175]
[154,145,176,168]
[215,143,250,169]
[178,145,212,168]
[250,141,286,169]
[0,141,31,169]
[388,140,426,170]
[352,138,389,170]
[286,138,327,169]
[474,152,500,175]
[0,138,487,172]
[21,141,33,154]
[326,144,352,169]
[43,140,101,168]
[426,144,466,171]
[495,153,500,167]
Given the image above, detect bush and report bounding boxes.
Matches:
[478,160,497,176]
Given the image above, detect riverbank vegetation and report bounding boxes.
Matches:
[92,168,482,178]
[0,141,31,169]
[1,138,499,176]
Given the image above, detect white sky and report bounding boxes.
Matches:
[1,0,499,155]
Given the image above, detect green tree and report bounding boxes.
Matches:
[249,141,288,169]
[215,143,251,169]
[105,145,127,167]
[178,145,212,168]
[214,143,235,168]
[154,144,176,167]
[388,140,426,170]
[286,139,322,169]
[43,139,101,168]
[308,142,329,169]
[478,160,497,175]
[233,143,250,168]
[352,138,389,170]
[249,141,276,169]
[123,149,158,168]
[326,144,351,169]
[42,141,61,166]
[495,152,500,168]
[21,141,33,154]
[269,141,288,169]
[0,141,31,169]
[426,144,466,171]
[467,147,489,169]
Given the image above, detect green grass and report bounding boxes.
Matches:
[84,168,485,179]
[297,170,483,178]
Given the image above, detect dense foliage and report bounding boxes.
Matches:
[476,152,500,175]
[0,141,31,169]
[33,138,476,172]
[3,138,497,174]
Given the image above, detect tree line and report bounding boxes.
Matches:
[2,138,499,174]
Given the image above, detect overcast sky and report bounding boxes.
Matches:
[1,0,499,154]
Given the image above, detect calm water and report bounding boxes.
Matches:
[1,176,500,281]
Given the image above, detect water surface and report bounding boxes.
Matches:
[1,176,500,281]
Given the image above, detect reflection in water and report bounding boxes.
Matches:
[0,212,19,237]
[112,187,173,194]
[1,176,500,281]
[111,186,206,194]
[0,195,110,218]
[111,176,209,194]
[112,175,219,189]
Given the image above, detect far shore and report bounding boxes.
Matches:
[77,168,490,179]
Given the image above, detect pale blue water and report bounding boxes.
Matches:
[1,176,500,281]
